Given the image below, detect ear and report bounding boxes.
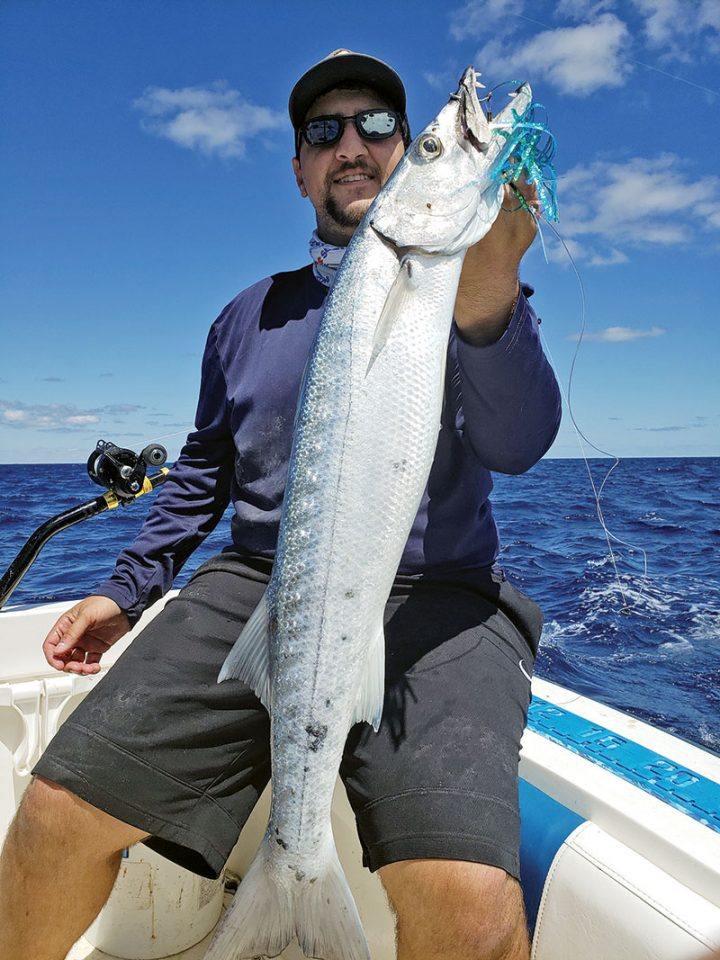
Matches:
[292,156,308,198]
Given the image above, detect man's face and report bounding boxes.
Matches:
[292,87,406,246]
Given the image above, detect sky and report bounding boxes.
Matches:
[1,0,719,464]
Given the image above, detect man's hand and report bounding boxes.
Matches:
[454,177,539,346]
[43,596,130,674]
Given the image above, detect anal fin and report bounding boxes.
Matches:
[218,589,271,710]
[352,623,385,732]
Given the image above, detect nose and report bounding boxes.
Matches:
[334,120,369,162]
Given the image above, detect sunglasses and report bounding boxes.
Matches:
[298,109,403,148]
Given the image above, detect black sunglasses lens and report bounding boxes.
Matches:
[303,117,342,145]
[358,110,398,138]
[301,111,399,146]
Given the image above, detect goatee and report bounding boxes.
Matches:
[324,193,366,230]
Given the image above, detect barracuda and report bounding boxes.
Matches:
[207,67,533,960]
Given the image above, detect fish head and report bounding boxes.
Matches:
[369,67,532,256]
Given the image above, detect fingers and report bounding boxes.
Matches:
[511,170,541,216]
[43,607,87,669]
[502,180,539,215]
[61,651,103,676]
[43,607,107,673]
[47,641,104,675]
[42,596,127,673]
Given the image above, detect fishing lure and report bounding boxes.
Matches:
[488,98,559,224]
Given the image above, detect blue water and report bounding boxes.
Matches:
[0,458,718,755]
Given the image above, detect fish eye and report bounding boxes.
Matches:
[416,134,443,161]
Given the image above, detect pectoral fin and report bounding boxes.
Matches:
[218,589,271,709]
[367,257,418,374]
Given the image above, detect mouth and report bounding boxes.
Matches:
[333,172,375,185]
[456,66,492,153]
[331,163,378,187]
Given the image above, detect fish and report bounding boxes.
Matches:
[206,67,534,960]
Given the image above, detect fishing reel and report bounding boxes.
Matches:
[87,440,168,501]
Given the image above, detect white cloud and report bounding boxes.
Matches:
[555,0,616,19]
[555,153,720,261]
[449,0,524,40]
[544,233,586,266]
[631,0,720,61]
[101,403,145,415]
[66,415,98,425]
[1,401,100,430]
[569,325,666,342]
[697,201,720,229]
[476,14,632,96]
[700,0,720,32]
[0,401,145,431]
[134,82,285,159]
[631,0,676,46]
[423,67,462,92]
[586,248,629,266]
[635,424,685,432]
[447,0,720,99]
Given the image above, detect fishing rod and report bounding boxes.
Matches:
[0,440,170,609]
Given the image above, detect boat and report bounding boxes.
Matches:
[1,443,719,958]
[2,588,720,959]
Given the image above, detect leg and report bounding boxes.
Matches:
[2,555,273,960]
[0,776,149,960]
[31,555,272,880]
[380,859,529,960]
[341,570,540,959]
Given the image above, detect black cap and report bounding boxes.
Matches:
[289,49,407,129]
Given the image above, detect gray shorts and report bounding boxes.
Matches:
[33,553,541,880]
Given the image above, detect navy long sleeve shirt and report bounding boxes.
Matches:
[96,265,561,623]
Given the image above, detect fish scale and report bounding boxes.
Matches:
[208,68,533,960]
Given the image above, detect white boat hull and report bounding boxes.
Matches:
[2,597,719,959]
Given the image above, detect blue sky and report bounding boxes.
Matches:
[1,0,718,463]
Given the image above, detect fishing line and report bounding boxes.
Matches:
[528,214,650,610]
[141,427,192,445]
[483,102,641,607]
[486,91,651,610]
[60,427,191,461]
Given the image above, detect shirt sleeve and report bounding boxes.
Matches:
[94,324,235,624]
[454,284,562,475]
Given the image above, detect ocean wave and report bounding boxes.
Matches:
[658,637,695,655]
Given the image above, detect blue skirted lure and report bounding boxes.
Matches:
[489,98,559,226]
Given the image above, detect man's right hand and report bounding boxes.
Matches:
[43,596,131,674]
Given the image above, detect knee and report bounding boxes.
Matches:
[11,776,147,856]
[380,860,529,960]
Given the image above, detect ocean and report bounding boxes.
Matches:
[0,457,718,756]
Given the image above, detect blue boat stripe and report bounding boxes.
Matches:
[519,779,585,934]
[527,697,720,832]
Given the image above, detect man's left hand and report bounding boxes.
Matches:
[454,177,539,346]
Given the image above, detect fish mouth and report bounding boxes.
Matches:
[454,66,492,153]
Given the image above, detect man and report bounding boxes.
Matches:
[0,50,560,960]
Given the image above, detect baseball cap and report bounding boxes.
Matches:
[289,49,407,129]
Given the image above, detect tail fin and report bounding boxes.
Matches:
[205,835,370,960]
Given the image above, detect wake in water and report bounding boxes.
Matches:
[489,432,720,756]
